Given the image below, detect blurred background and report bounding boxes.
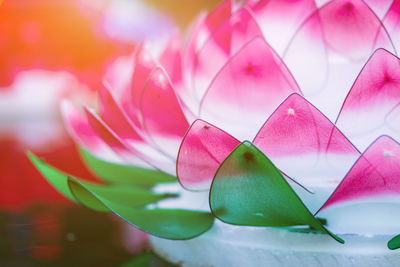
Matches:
[0,0,220,265]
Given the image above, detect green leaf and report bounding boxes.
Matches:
[29,152,214,240]
[209,141,344,244]
[388,234,400,250]
[28,151,76,202]
[28,152,174,212]
[68,176,177,212]
[68,176,214,239]
[79,148,177,186]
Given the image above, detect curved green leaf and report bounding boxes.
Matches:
[79,148,177,185]
[28,152,174,211]
[209,141,343,243]
[68,176,214,239]
[28,151,76,202]
[69,176,177,211]
[388,234,400,250]
[29,152,214,239]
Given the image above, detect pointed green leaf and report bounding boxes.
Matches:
[68,176,177,212]
[68,176,214,239]
[28,151,76,202]
[28,152,173,212]
[388,234,400,250]
[29,152,214,239]
[209,141,343,243]
[79,147,177,185]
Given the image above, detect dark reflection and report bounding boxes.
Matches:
[2,205,135,266]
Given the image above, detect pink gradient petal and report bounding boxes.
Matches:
[184,0,232,76]
[192,7,263,101]
[161,34,198,121]
[384,0,400,51]
[284,0,395,120]
[99,85,142,141]
[103,54,134,102]
[386,103,400,132]
[246,0,317,55]
[253,94,359,211]
[176,119,240,191]
[336,49,400,151]
[100,84,176,167]
[61,101,122,163]
[84,107,175,173]
[84,107,145,165]
[316,135,400,235]
[315,0,392,59]
[364,0,393,19]
[160,34,183,87]
[139,67,189,158]
[317,0,394,17]
[200,37,300,140]
[120,44,157,130]
[320,135,400,210]
[204,0,232,32]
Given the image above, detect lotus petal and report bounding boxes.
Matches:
[192,7,263,101]
[84,107,175,173]
[253,93,359,211]
[200,37,300,140]
[336,49,400,151]
[317,136,400,235]
[139,67,189,158]
[61,100,122,164]
[284,0,395,120]
[246,0,317,55]
[177,119,239,191]
[383,0,400,51]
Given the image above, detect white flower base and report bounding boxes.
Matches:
[150,220,400,267]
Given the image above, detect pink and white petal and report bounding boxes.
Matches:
[139,67,189,158]
[385,103,400,132]
[317,136,400,235]
[61,101,123,164]
[314,0,393,60]
[130,44,159,108]
[103,53,135,101]
[119,44,158,130]
[176,119,240,191]
[336,49,400,151]
[192,7,264,101]
[246,0,317,55]
[284,0,395,120]
[84,107,175,174]
[184,0,232,73]
[100,83,176,164]
[160,34,198,120]
[383,0,400,52]
[253,94,360,212]
[314,0,330,7]
[84,107,148,167]
[99,85,142,141]
[183,12,207,100]
[160,34,183,87]
[364,0,394,19]
[200,37,300,141]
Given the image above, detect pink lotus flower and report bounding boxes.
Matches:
[31,0,400,260]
